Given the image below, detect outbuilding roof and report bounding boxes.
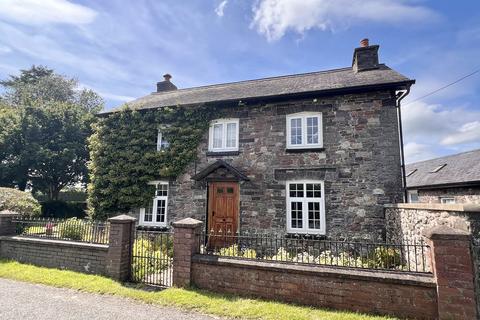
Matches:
[406,149,480,189]
[108,64,413,113]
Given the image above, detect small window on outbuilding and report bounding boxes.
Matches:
[430,164,446,173]
[406,169,417,177]
[408,190,419,203]
[440,197,455,204]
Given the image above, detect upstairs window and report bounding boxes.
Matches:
[140,181,169,227]
[286,181,326,234]
[208,119,239,152]
[157,130,170,151]
[286,113,323,149]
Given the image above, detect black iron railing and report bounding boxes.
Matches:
[13,217,109,244]
[199,232,431,273]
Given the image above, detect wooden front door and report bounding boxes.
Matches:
[207,181,239,248]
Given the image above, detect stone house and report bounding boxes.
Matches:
[112,39,414,240]
[406,148,480,204]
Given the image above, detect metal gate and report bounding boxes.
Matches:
[131,230,173,287]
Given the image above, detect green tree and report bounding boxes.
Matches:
[0,66,103,200]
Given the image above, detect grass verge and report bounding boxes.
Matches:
[0,260,395,320]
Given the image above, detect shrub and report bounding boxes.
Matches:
[219,245,257,259]
[0,187,41,216]
[131,238,172,280]
[57,218,89,241]
[370,246,402,269]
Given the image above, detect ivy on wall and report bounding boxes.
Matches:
[87,104,220,220]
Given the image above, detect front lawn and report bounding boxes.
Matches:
[0,260,395,320]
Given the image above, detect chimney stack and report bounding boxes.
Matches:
[352,38,379,73]
[156,73,177,92]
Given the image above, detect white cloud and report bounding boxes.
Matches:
[402,101,480,162]
[404,142,437,164]
[215,1,228,17]
[0,0,97,26]
[251,0,438,41]
[441,121,480,145]
[0,45,12,54]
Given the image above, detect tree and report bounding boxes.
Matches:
[0,66,103,200]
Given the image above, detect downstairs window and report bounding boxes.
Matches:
[140,182,169,227]
[286,181,326,234]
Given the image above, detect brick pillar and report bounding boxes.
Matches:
[425,226,477,320]
[106,214,136,281]
[172,217,203,287]
[0,212,20,236]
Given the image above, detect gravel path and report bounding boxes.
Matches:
[0,278,222,320]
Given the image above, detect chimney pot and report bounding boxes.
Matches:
[352,39,379,73]
[163,73,172,81]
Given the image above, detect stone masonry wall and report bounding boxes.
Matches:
[191,255,438,319]
[385,203,480,318]
[416,186,480,204]
[135,89,403,241]
[0,236,108,275]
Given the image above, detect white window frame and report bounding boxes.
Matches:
[139,181,169,227]
[408,190,419,203]
[286,180,326,235]
[157,129,169,151]
[440,197,455,204]
[208,118,239,152]
[286,112,323,149]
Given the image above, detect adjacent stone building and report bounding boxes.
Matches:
[107,39,414,240]
[406,148,480,204]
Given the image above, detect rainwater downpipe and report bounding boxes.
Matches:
[396,86,411,203]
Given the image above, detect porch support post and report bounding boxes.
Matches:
[172,217,203,287]
[424,225,477,320]
[106,214,136,281]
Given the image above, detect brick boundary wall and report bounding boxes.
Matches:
[174,217,478,320]
[0,236,108,274]
[0,212,136,281]
[192,255,437,319]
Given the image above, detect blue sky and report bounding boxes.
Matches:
[0,0,479,163]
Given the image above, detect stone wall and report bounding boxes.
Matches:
[385,203,480,318]
[134,89,403,241]
[192,255,437,319]
[414,186,480,204]
[0,236,108,274]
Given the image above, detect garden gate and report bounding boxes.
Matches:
[131,230,173,287]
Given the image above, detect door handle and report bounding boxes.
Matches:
[212,211,215,216]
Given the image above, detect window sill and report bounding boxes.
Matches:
[286,231,326,237]
[285,147,325,153]
[206,151,240,157]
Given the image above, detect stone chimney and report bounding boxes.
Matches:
[156,73,177,92]
[352,38,379,73]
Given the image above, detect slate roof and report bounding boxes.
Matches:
[108,64,413,112]
[406,149,480,189]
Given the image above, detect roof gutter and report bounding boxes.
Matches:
[395,85,412,202]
